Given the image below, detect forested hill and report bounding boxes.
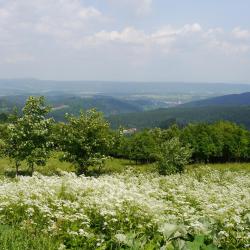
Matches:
[0,95,143,117]
[182,92,250,107]
[108,106,250,129]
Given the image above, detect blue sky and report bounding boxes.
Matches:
[0,0,250,82]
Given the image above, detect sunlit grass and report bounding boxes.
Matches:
[0,152,250,178]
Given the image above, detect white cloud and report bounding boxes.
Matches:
[81,23,250,58]
[108,0,153,15]
[84,23,203,52]
[87,23,202,45]
[232,27,250,40]
[134,0,153,15]
[4,53,35,64]
[78,7,102,19]
[0,0,105,41]
[86,27,147,45]
[150,23,202,46]
[0,8,9,19]
[203,27,250,54]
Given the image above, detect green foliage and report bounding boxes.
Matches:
[185,235,218,250]
[181,123,223,163]
[2,96,54,175]
[157,137,192,175]
[0,224,60,250]
[58,109,113,174]
[110,129,160,164]
[181,121,250,163]
[128,130,158,164]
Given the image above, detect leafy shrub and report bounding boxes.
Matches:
[157,137,192,175]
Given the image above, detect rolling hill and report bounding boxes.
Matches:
[108,92,250,129]
[0,95,143,117]
[108,106,250,130]
[183,92,250,107]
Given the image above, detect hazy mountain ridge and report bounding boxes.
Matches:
[182,92,250,107]
[0,94,173,118]
[0,94,143,117]
[108,91,250,129]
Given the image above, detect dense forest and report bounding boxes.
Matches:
[108,106,250,129]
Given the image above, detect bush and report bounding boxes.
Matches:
[157,137,192,175]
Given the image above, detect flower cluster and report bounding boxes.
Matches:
[0,168,249,249]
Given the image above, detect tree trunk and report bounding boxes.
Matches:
[15,162,19,177]
[30,163,34,176]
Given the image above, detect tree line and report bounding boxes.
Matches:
[0,96,249,176]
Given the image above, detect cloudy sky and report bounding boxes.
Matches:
[0,0,250,82]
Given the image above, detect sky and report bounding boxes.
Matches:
[0,0,250,82]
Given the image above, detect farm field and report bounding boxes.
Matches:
[0,158,249,249]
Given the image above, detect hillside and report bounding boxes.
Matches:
[108,106,250,129]
[0,95,143,117]
[183,92,250,107]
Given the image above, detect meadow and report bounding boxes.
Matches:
[0,158,249,249]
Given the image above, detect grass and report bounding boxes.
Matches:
[0,225,60,250]
[0,153,74,178]
[0,154,250,178]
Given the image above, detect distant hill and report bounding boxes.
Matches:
[50,95,143,119]
[183,92,250,107]
[0,95,143,118]
[108,106,250,129]
[107,92,250,130]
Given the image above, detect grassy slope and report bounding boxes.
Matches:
[0,225,60,250]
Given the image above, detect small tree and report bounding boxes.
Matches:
[58,109,113,175]
[3,96,54,176]
[157,137,192,175]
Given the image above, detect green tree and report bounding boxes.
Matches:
[157,137,192,175]
[181,123,223,163]
[58,109,113,175]
[181,121,250,163]
[3,96,54,176]
[129,130,158,164]
[214,121,250,162]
